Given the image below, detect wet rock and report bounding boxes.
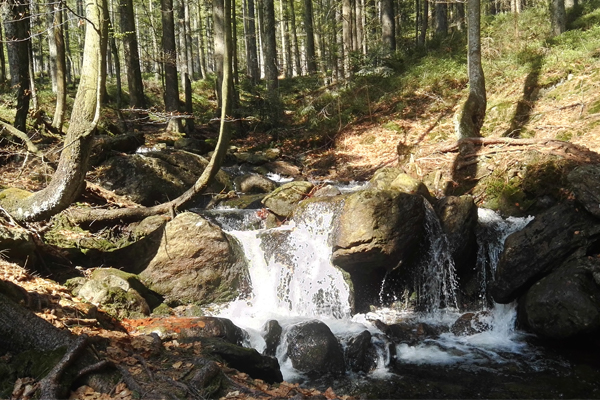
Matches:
[262,181,314,218]
[263,319,283,356]
[313,184,342,197]
[374,320,445,345]
[217,193,266,209]
[233,173,277,194]
[96,150,232,206]
[332,190,425,311]
[198,337,283,383]
[450,311,493,336]
[491,204,600,304]
[74,268,160,319]
[286,320,345,376]
[435,196,479,302]
[261,160,302,178]
[345,330,377,373]
[521,258,600,339]
[140,212,250,305]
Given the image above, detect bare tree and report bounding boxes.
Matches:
[381,0,396,52]
[304,0,317,74]
[120,0,146,109]
[455,0,486,139]
[161,0,182,133]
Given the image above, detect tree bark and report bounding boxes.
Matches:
[244,0,260,83]
[3,0,31,132]
[161,0,182,133]
[288,0,301,75]
[120,0,146,109]
[0,24,6,82]
[435,1,448,37]
[381,0,396,53]
[342,0,353,75]
[49,0,67,131]
[551,0,566,37]
[0,0,108,222]
[260,0,280,126]
[303,0,317,74]
[177,0,194,132]
[455,0,486,139]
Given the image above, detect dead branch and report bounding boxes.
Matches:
[84,181,142,208]
[0,120,43,157]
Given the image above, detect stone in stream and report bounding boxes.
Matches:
[345,330,378,373]
[140,212,250,306]
[491,203,600,304]
[285,320,345,376]
[263,319,283,357]
[520,257,600,339]
[262,181,314,218]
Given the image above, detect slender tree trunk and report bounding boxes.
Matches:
[63,7,73,86]
[259,0,280,127]
[3,0,31,132]
[304,0,317,74]
[455,0,486,139]
[177,0,194,132]
[0,26,5,83]
[162,0,182,132]
[231,0,240,86]
[108,20,122,108]
[355,0,364,54]
[196,1,207,79]
[48,0,67,131]
[120,0,146,108]
[279,0,292,78]
[342,0,352,76]
[419,0,428,46]
[381,0,396,52]
[1,0,108,222]
[28,40,38,113]
[244,0,259,83]
[550,0,566,36]
[288,0,301,75]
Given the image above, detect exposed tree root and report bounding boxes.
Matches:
[40,334,89,399]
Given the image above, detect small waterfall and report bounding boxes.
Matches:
[414,200,459,313]
[221,200,352,327]
[476,209,534,304]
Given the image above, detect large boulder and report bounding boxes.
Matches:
[520,258,600,339]
[233,173,277,194]
[491,204,600,304]
[332,189,425,310]
[345,330,378,373]
[140,212,249,305]
[285,320,345,376]
[0,225,36,265]
[95,150,232,206]
[262,181,314,218]
[568,164,600,219]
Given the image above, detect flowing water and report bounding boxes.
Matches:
[200,200,600,398]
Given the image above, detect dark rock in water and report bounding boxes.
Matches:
[96,150,232,206]
[140,212,250,305]
[373,320,445,345]
[233,173,277,194]
[263,319,283,357]
[286,320,345,376]
[520,258,600,339]
[568,164,600,220]
[450,311,493,336]
[491,203,600,304]
[345,330,377,373]
[435,195,480,303]
[262,181,314,218]
[332,190,425,311]
[197,337,283,383]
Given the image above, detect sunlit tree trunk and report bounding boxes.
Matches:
[551,0,566,36]
[418,0,428,46]
[288,0,301,75]
[177,0,194,132]
[259,0,280,126]
[3,0,31,131]
[279,0,292,78]
[161,0,182,132]
[120,0,145,108]
[0,0,108,222]
[47,0,67,130]
[342,0,352,76]
[455,0,486,139]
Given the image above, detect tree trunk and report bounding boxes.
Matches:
[28,40,38,113]
[455,0,486,139]
[550,0,566,37]
[342,0,352,76]
[381,0,396,53]
[177,0,194,132]
[161,0,182,133]
[3,0,31,132]
[48,0,67,131]
[260,0,280,126]
[108,19,122,109]
[244,0,260,83]
[0,0,108,222]
[279,0,292,78]
[419,0,428,46]
[303,0,317,74]
[435,1,448,37]
[288,0,301,76]
[120,0,146,108]
[355,0,364,54]
[0,25,5,83]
